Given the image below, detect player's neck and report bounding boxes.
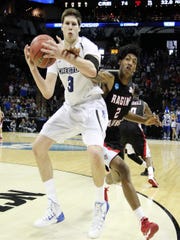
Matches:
[119,76,131,86]
[118,72,131,85]
[64,37,79,49]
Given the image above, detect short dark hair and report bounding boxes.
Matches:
[117,44,141,62]
[61,8,82,26]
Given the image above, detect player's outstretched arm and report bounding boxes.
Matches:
[124,112,161,127]
[92,69,115,95]
[144,114,162,127]
[24,44,57,99]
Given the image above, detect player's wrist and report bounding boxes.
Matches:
[29,65,35,71]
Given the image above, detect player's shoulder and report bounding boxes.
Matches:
[141,99,146,105]
[79,36,98,48]
[80,36,92,43]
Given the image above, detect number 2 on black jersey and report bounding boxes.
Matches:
[114,107,121,118]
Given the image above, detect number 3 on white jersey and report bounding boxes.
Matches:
[68,76,74,92]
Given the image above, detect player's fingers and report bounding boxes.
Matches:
[41,41,55,50]
[24,44,29,54]
[56,36,62,43]
[62,50,72,58]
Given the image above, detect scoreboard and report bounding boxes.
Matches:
[119,0,180,7]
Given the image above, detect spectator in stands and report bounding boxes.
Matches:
[26,119,37,133]
[162,107,171,140]
[176,106,180,140]
[9,119,17,132]
[171,112,177,140]
[0,107,4,140]
[18,118,27,132]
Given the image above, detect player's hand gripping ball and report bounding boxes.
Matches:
[30,34,56,68]
[64,47,80,56]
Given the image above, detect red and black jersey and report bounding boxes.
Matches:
[119,99,147,157]
[105,73,134,127]
[104,73,133,152]
[130,99,144,116]
[120,99,144,127]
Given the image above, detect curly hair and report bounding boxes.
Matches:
[117,44,141,62]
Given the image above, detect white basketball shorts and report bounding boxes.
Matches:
[40,97,108,147]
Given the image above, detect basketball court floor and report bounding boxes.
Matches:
[0,132,179,240]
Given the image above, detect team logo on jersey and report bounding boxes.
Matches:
[114,83,119,90]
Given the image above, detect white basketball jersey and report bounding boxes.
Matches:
[47,37,103,106]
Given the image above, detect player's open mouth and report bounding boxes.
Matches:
[125,66,132,73]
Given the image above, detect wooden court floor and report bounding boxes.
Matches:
[0,132,179,240]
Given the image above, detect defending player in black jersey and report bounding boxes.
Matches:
[94,44,160,239]
[119,84,158,187]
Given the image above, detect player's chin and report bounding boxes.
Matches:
[124,69,134,78]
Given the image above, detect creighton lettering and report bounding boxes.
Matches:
[0,190,45,212]
[111,94,131,106]
[59,67,79,74]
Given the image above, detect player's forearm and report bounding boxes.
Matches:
[94,70,114,89]
[30,68,54,99]
[125,112,149,124]
[64,53,97,78]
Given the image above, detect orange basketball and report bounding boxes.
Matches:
[30,34,56,69]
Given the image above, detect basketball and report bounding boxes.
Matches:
[30,34,56,68]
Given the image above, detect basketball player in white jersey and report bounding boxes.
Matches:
[24,8,109,238]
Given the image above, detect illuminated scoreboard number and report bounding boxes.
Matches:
[160,0,174,5]
[133,0,155,7]
[119,0,179,6]
[120,0,129,6]
[120,0,142,7]
[120,0,150,7]
[147,0,153,6]
[120,0,154,7]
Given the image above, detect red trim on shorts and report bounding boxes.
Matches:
[104,142,121,153]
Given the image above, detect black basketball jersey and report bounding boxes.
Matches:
[104,73,133,151]
[119,98,145,145]
[105,73,134,127]
[130,98,144,116]
[121,98,145,126]
[119,99,146,155]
